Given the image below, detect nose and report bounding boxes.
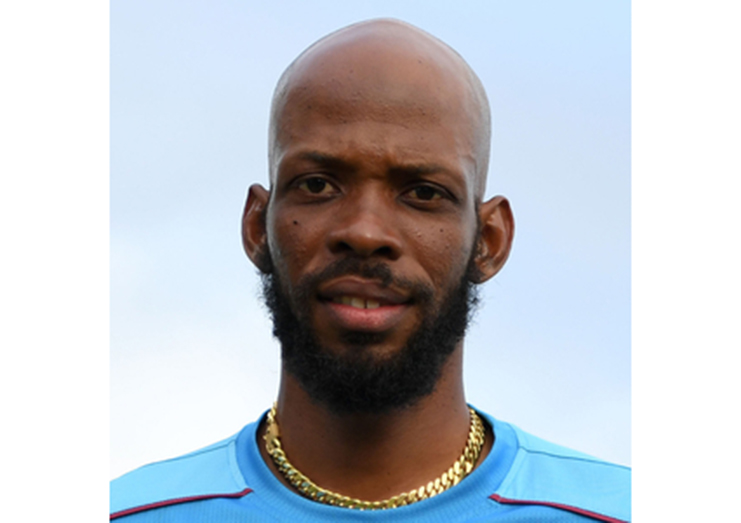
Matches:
[326,195,403,260]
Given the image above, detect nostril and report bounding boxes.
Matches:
[336,241,354,253]
[331,239,398,259]
[374,246,394,258]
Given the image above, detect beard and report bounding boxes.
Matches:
[260,254,480,415]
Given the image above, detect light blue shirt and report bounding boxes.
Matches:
[111,409,630,522]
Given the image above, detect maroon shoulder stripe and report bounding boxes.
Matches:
[110,488,253,520]
[490,493,628,523]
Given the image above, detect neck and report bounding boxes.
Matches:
[257,346,493,502]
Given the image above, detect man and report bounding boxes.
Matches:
[111,19,630,522]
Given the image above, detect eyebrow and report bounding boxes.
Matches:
[295,151,453,178]
[294,151,354,171]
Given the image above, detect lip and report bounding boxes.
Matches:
[317,277,410,305]
[317,277,412,332]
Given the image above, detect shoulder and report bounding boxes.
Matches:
[491,419,631,523]
[110,433,251,520]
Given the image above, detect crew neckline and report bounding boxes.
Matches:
[234,407,518,521]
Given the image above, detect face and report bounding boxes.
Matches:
[266,81,480,366]
[243,31,514,413]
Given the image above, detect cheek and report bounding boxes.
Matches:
[268,214,304,274]
[415,226,473,288]
[267,211,326,283]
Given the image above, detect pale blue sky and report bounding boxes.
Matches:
[111,0,631,478]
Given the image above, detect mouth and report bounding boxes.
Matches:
[330,296,383,309]
[317,278,413,332]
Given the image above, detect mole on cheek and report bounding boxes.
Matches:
[293,220,299,225]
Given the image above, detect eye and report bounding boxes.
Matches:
[407,185,443,201]
[297,177,336,195]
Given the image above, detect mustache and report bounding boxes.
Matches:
[293,257,434,305]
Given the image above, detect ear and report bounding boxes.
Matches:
[471,196,514,283]
[241,184,272,273]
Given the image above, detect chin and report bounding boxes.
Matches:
[261,260,477,415]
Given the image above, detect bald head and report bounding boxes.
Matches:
[268,19,491,199]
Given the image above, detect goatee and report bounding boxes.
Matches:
[260,256,480,415]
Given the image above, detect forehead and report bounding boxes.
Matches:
[270,24,486,192]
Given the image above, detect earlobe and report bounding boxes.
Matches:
[471,196,514,283]
[242,184,272,273]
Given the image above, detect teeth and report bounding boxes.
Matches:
[332,296,382,309]
[350,297,365,309]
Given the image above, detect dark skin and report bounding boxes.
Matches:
[242,20,514,501]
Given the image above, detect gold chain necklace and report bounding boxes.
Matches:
[263,404,486,510]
